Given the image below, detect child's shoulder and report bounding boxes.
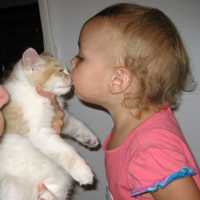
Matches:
[132,107,183,148]
[139,107,178,132]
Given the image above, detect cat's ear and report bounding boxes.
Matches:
[23,48,45,71]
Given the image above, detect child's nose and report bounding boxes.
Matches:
[70,57,76,68]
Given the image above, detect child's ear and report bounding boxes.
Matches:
[109,67,132,94]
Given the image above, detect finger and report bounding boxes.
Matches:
[52,118,64,134]
[36,87,56,101]
[36,87,59,109]
[52,109,64,134]
[36,87,48,98]
[55,109,65,119]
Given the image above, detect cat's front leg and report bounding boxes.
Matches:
[28,128,94,185]
[61,110,99,148]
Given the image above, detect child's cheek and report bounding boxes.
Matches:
[71,70,82,90]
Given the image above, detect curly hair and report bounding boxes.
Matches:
[94,3,193,115]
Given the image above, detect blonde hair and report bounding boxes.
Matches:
[94,3,193,114]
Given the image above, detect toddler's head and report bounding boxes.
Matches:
[93,3,192,114]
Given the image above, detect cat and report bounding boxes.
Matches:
[0,48,99,200]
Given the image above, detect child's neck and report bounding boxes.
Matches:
[108,106,158,150]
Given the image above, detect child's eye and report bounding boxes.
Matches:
[76,55,84,61]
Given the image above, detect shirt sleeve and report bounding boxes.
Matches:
[127,146,197,197]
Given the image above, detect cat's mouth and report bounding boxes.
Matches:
[58,85,71,89]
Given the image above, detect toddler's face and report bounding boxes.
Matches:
[71,17,117,106]
[0,85,9,135]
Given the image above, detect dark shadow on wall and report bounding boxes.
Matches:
[0,2,44,82]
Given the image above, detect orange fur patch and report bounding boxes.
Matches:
[26,56,69,89]
[49,150,78,170]
[2,101,29,136]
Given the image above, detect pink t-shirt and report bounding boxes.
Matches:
[103,107,200,200]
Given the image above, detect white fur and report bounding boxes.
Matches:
[0,49,99,200]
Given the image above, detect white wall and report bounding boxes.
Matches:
[39,0,200,199]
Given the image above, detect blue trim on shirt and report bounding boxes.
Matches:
[132,167,196,198]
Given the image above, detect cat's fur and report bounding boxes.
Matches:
[0,48,99,200]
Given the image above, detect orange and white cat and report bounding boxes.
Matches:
[0,48,99,200]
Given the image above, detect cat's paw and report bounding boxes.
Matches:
[74,130,99,148]
[36,189,57,200]
[69,156,94,185]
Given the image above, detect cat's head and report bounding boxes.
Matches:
[22,48,71,96]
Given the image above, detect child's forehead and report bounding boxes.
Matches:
[82,17,111,36]
[79,17,124,64]
[80,17,121,47]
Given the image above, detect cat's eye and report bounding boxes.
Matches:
[59,69,64,73]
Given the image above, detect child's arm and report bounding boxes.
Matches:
[151,176,200,200]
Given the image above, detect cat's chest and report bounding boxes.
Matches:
[13,93,55,124]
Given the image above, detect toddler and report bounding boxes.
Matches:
[71,3,200,200]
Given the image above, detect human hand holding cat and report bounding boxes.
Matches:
[36,86,64,134]
[0,85,9,136]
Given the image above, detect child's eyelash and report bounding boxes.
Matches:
[76,55,84,61]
